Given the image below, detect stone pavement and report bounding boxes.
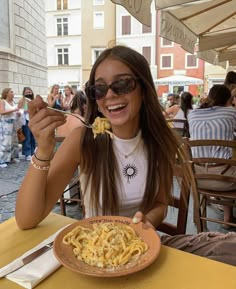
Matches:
[0,158,235,234]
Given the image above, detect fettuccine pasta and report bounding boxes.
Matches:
[92,117,113,138]
[62,222,148,268]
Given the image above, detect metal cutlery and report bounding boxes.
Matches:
[0,241,54,277]
[47,106,93,128]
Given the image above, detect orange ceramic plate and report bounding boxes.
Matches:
[53,216,161,277]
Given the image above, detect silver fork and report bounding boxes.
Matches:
[47,106,93,128]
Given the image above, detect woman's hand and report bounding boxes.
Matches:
[132,211,155,229]
[28,95,67,158]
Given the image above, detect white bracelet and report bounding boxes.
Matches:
[31,157,50,171]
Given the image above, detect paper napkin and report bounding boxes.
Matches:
[0,226,68,289]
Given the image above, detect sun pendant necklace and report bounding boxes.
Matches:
[113,132,141,184]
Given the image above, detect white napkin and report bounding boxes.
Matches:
[0,226,68,289]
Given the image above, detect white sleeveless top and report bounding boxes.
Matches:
[1,100,17,120]
[80,131,148,218]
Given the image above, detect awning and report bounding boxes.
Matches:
[110,0,236,67]
[155,75,203,85]
[159,0,236,67]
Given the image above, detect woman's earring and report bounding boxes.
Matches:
[98,106,101,112]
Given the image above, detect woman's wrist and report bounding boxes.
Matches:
[34,148,54,162]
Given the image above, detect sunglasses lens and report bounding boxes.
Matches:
[94,85,108,100]
[86,78,137,100]
[112,78,136,95]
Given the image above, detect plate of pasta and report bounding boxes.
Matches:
[53,216,161,277]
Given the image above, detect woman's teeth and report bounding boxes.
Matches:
[108,104,126,111]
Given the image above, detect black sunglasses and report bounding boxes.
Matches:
[85,77,139,100]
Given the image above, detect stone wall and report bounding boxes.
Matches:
[0,0,47,98]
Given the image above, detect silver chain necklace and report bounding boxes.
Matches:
[114,136,141,184]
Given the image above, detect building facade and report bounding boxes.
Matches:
[45,0,82,93]
[115,2,157,81]
[81,0,116,84]
[0,0,47,98]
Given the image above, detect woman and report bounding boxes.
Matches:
[164,92,193,120]
[47,84,63,110]
[62,85,74,111]
[16,46,184,229]
[18,87,36,161]
[0,88,20,167]
[15,46,236,265]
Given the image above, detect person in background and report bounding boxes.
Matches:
[165,93,179,109]
[224,70,236,92]
[62,85,74,112]
[15,46,236,266]
[18,87,36,161]
[188,84,236,227]
[0,88,21,168]
[47,84,63,110]
[164,92,193,121]
[56,90,87,137]
[231,87,236,107]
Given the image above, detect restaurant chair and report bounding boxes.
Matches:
[166,119,189,137]
[55,136,83,216]
[157,146,191,235]
[186,139,236,232]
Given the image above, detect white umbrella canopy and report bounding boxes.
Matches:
[111,0,236,67]
[155,75,203,85]
[159,0,236,67]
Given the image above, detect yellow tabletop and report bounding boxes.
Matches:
[0,213,236,289]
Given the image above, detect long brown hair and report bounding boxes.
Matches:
[1,88,12,100]
[80,45,185,216]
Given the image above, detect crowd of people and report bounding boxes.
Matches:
[0,84,87,168]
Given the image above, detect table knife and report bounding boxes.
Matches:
[0,241,54,277]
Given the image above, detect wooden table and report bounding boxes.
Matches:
[1,213,236,289]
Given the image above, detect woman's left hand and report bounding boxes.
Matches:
[132,211,155,229]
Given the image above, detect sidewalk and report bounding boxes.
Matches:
[0,159,235,234]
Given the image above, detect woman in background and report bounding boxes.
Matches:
[18,87,36,161]
[47,84,63,110]
[62,85,74,111]
[0,88,20,168]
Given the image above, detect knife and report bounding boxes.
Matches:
[0,241,54,278]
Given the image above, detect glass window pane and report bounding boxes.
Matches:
[63,23,68,35]
[63,0,68,9]
[122,16,131,35]
[64,54,68,65]
[57,24,62,36]
[57,0,61,10]
[58,54,62,65]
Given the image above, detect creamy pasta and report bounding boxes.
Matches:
[92,117,113,138]
[62,222,148,268]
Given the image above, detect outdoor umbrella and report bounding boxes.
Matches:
[111,0,236,67]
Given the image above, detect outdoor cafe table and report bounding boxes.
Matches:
[1,213,236,289]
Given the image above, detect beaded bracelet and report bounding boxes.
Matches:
[31,157,50,171]
[34,151,53,162]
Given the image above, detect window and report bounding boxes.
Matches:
[57,48,69,65]
[122,15,131,35]
[142,46,151,65]
[57,17,68,36]
[161,38,173,47]
[92,48,105,64]
[93,0,104,5]
[93,12,104,29]
[160,54,173,69]
[142,24,151,33]
[57,0,68,10]
[186,53,198,68]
